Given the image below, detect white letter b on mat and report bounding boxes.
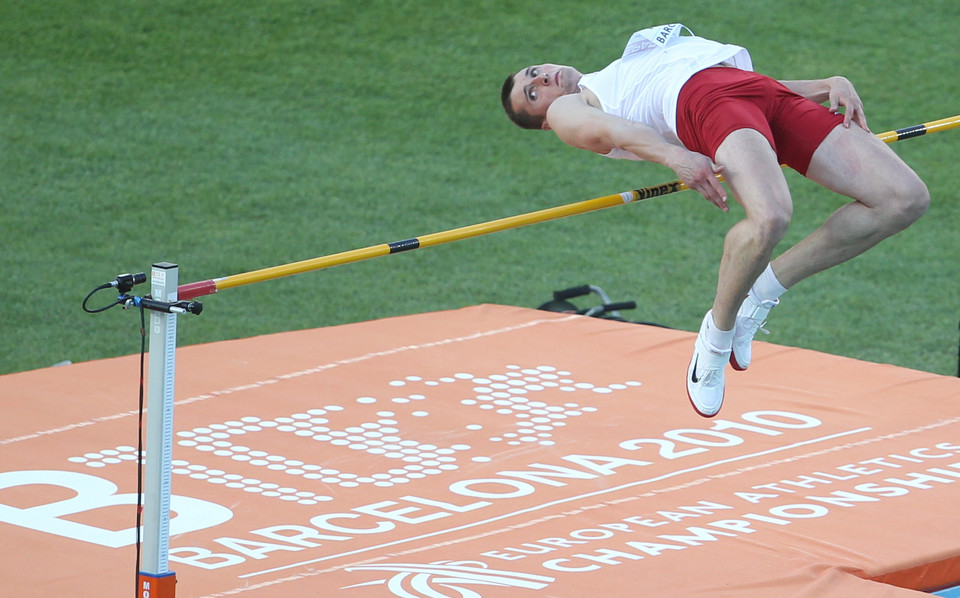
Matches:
[0,470,232,548]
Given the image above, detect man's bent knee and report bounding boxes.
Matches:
[904,178,930,222]
[747,206,792,250]
[731,213,790,258]
[888,176,929,231]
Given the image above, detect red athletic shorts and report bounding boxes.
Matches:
[676,67,844,175]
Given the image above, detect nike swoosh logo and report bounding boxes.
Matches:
[690,356,700,383]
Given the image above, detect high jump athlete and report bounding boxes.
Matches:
[500,24,928,417]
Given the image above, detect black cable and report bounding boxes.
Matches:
[83,273,147,313]
[134,304,147,596]
[83,283,126,314]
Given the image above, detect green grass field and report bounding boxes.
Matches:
[2,0,958,377]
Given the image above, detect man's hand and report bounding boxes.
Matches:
[667,148,728,211]
[827,76,870,132]
[779,76,870,132]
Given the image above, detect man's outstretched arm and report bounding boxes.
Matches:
[545,94,729,211]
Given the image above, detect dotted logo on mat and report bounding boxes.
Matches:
[67,364,642,506]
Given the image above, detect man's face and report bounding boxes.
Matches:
[510,64,582,128]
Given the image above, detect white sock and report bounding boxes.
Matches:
[703,310,734,350]
[752,264,788,303]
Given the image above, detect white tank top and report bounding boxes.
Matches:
[577,24,752,160]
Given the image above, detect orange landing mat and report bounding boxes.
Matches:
[2,304,960,597]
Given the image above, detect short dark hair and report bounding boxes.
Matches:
[501,73,544,130]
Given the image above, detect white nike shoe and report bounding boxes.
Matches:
[730,294,778,371]
[686,314,731,418]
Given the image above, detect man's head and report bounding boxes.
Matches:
[501,64,582,130]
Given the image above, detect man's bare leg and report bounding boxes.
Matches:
[686,128,793,417]
[710,128,794,330]
[770,123,929,288]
